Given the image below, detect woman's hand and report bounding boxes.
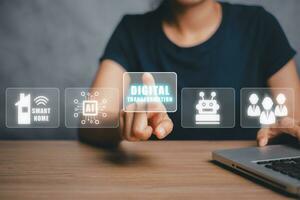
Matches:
[257,117,300,146]
[119,72,173,141]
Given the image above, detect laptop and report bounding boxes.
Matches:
[212,145,300,196]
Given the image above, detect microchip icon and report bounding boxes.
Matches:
[82,100,98,116]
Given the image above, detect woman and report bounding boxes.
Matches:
[79,0,300,147]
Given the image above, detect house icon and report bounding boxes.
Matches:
[15,93,31,125]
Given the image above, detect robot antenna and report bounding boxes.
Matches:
[211,91,216,100]
[199,91,205,100]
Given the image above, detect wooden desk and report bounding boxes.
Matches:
[0,141,291,199]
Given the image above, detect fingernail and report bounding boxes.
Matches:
[158,127,166,138]
[259,138,268,147]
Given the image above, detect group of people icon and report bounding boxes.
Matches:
[247,93,288,125]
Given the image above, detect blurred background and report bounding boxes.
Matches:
[0,0,299,139]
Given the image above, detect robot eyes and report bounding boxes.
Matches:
[202,102,214,107]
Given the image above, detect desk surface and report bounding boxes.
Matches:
[0,141,292,199]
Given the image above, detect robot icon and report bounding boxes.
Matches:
[195,91,220,125]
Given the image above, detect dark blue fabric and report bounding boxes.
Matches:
[100,2,296,140]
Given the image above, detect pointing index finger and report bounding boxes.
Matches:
[142,72,156,86]
[142,72,167,115]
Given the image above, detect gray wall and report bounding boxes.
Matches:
[0,0,299,139]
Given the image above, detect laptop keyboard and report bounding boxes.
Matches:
[256,157,300,180]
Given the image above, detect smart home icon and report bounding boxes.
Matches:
[6,88,59,128]
[15,94,51,125]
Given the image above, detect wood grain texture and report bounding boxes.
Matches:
[0,141,292,200]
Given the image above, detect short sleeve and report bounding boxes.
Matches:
[100,15,132,71]
[260,9,296,79]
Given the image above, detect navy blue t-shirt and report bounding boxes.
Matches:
[100,2,296,140]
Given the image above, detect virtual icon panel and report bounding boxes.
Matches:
[65,88,119,128]
[6,88,59,128]
[181,88,235,128]
[240,88,294,128]
[123,72,177,112]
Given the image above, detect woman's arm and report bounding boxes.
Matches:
[78,60,125,148]
[257,59,300,146]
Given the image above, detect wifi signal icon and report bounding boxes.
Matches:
[34,96,49,106]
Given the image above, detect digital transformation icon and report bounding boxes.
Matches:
[123,72,177,112]
[65,88,119,128]
[181,88,235,128]
[6,88,59,128]
[241,88,294,128]
[126,84,173,104]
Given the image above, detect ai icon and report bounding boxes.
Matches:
[65,88,119,128]
[82,100,98,116]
